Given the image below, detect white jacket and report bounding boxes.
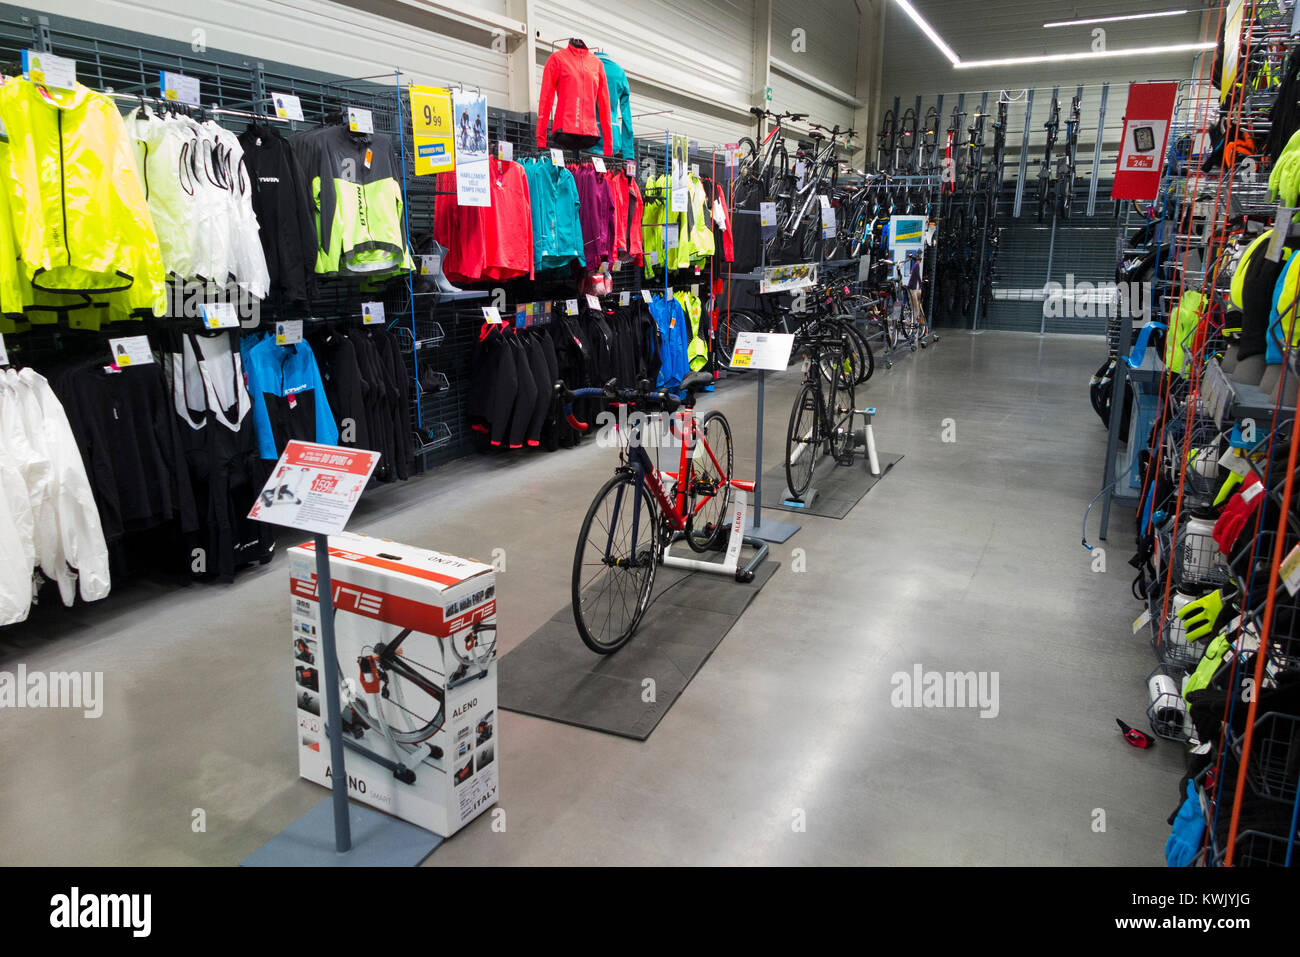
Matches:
[15,368,111,605]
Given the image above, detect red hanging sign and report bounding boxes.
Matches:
[1112,82,1179,201]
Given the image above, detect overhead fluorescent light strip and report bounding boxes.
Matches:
[955,41,1215,69]
[893,0,960,66]
[1043,10,1191,29]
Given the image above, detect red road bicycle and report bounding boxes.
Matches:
[558,372,754,654]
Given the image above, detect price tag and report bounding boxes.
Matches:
[1132,609,1151,634]
[347,107,374,134]
[271,92,305,121]
[731,349,752,368]
[1242,479,1264,503]
[592,156,606,173]
[641,289,653,303]
[760,202,777,227]
[819,194,832,209]
[626,159,637,178]
[821,204,836,239]
[724,143,739,168]
[665,223,680,249]
[160,71,200,106]
[0,333,7,367]
[481,306,502,324]
[586,294,601,310]
[691,284,700,296]
[361,301,385,325]
[691,162,700,177]
[419,254,441,276]
[275,321,304,346]
[498,140,513,162]
[620,291,631,305]
[109,335,154,368]
[1281,543,1300,596]
[23,50,76,91]
[647,250,659,265]
[565,298,579,315]
[200,302,240,330]
[550,148,566,166]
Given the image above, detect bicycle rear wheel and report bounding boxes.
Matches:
[572,473,660,654]
[716,309,759,367]
[785,382,822,497]
[827,368,856,464]
[685,410,733,552]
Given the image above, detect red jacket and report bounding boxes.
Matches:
[537,44,613,156]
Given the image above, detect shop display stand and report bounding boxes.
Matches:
[662,490,767,583]
[243,534,442,867]
[749,367,803,539]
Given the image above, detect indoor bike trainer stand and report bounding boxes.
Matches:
[782,405,882,506]
[663,488,769,583]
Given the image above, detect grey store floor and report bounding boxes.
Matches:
[0,331,1183,866]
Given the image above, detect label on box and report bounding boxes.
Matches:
[361,301,385,325]
[272,92,304,121]
[275,320,304,346]
[200,302,240,330]
[23,50,76,91]
[249,441,380,534]
[108,336,153,368]
[348,107,374,134]
[161,70,200,106]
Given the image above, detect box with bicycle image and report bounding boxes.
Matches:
[289,532,498,836]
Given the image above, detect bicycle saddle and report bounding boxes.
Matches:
[680,371,714,393]
[808,131,825,141]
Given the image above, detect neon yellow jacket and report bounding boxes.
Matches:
[674,290,708,370]
[1165,291,1206,376]
[0,78,164,315]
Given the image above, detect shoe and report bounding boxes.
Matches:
[425,241,462,295]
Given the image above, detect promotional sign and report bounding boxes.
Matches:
[452,91,490,207]
[248,440,380,535]
[1112,82,1178,201]
[888,215,926,257]
[409,85,455,175]
[1222,0,1245,104]
[729,332,794,371]
[670,133,690,212]
[759,263,818,295]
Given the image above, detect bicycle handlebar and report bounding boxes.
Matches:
[554,379,681,431]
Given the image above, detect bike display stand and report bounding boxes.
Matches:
[662,489,769,582]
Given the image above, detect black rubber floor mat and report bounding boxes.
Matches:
[759,452,903,519]
[499,560,780,740]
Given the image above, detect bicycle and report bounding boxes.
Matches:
[785,334,857,499]
[1036,97,1060,222]
[560,373,752,654]
[1056,95,1081,221]
[736,107,805,200]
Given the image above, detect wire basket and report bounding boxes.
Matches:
[1155,601,1208,674]
[1235,712,1300,806]
[1171,525,1229,590]
[1214,828,1299,867]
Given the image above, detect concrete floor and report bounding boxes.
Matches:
[0,330,1184,865]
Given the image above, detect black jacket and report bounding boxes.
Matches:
[239,124,317,305]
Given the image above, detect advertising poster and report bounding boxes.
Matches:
[1111,82,1178,201]
[452,91,490,207]
[670,132,690,212]
[409,85,455,176]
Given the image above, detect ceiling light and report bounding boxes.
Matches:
[893,0,960,66]
[1043,9,1191,28]
[955,41,1214,69]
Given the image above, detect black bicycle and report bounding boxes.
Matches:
[1056,95,1081,220]
[785,334,856,498]
[1037,98,1060,222]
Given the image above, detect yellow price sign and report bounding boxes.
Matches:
[732,350,752,368]
[409,85,454,175]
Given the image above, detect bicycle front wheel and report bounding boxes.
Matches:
[827,369,856,464]
[685,410,734,553]
[716,309,759,368]
[785,382,822,498]
[572,473,660,654]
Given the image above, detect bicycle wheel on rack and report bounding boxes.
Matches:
[785,381,822,498]
[715,309,759,367]
[685,410,733,553]
[571,472,660,654]
[827,366,856,464]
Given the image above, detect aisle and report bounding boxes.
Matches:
[0,331,1182,865]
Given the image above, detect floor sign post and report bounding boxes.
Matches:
[735,336,799,543]
[241,441,442,867]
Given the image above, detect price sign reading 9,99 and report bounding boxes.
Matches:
[409,85,456,175]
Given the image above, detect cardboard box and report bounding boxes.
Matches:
[289,532,498,836]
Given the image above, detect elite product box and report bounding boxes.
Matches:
[289,532,498,836]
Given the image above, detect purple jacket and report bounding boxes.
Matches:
[569,164,614,270]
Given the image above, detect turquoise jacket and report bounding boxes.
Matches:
[522,158,585,273]
[589,53,635,160]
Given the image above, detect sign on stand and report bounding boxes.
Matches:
[248,441,380,535]
[730,332,795,371]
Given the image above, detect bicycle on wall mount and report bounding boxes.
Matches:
[736,107,807,198]
[780,122,855,262]
[1037,97,1061,222]
[557,374,757,654]
[1056,95,1082,221]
